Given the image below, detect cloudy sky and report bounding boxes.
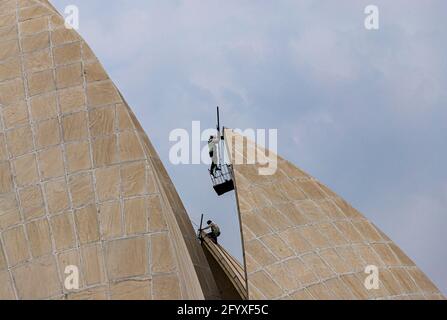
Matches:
[51,0,447,294]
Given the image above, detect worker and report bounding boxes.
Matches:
[202,220,221,244]
[208,135,220,177]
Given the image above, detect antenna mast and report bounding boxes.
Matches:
[217,106,220,134]
[216,107,225,165]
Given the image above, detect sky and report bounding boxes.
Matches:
[50,0,447,294]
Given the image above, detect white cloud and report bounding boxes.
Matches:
[289,27,360,82]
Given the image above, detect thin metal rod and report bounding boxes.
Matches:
[198,214,204,240]
[217,106,220,133]
[216,106,225,165]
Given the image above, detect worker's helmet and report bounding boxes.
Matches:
[207,220,212,225]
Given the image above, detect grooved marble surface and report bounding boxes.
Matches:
[0,0,219,300]
[201,231,247,300]
[225,129,444,300]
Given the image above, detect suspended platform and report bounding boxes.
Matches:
[209,164,235,196]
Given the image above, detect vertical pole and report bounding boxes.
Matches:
[216,106,224,166]
[198,214,204,241]
[216,106,220,133]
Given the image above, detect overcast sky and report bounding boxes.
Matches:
[50,0,447,294]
